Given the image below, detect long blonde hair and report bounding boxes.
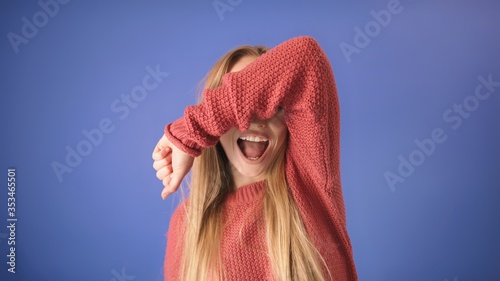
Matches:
[179,44,331,281]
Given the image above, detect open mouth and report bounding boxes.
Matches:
[237,136,270,161]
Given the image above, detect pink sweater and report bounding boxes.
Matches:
[164,36,357,280]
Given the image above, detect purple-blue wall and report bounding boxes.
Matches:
[1,0,499,280]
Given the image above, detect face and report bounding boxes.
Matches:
[219,56,288,188]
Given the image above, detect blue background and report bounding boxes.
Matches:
[1,0,499,280]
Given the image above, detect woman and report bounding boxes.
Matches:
[152,36,357,281]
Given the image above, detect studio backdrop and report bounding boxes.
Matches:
[1,0,499,280]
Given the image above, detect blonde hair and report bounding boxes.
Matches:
[178,44,331,280]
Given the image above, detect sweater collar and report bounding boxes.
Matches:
[225,180,265,206]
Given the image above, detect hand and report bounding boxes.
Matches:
[152,134,194,200]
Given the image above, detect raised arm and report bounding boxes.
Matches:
[165,36,337,158]
[165,36,341,204]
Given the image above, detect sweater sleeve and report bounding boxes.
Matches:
[165,36,336,151]
[167,34,345,213]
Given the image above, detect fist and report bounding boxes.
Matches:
[152,134,194,199]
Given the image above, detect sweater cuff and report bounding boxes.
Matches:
[164,117,203,157]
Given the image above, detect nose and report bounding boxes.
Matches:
[252,117,267,128]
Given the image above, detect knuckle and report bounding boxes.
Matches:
[153,161,161,170]
[156,170,164,180]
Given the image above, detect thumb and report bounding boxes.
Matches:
[161,174,183,200]
[169,174,184,193]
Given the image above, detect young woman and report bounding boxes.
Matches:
[152,36,357,281]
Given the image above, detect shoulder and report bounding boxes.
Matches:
[273,36,324,56]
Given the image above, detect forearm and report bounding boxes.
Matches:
[165,36,332,157]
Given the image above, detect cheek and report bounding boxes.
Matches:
[270,119,288,140]
[269,117,288,132]
[220,128,237,153]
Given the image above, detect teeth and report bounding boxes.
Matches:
[238,136,268,142]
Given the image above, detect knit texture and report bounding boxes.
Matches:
[164,36,357,280]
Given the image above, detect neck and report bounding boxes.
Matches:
[231,167,266,189]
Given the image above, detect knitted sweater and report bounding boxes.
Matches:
[163,36,357,280]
